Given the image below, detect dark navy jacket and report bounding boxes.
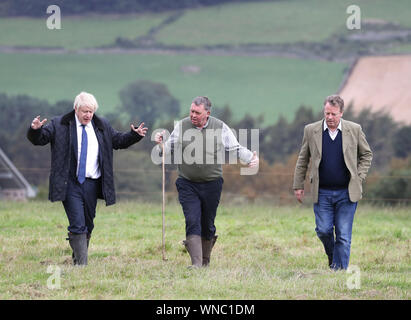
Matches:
[27,110,143,205]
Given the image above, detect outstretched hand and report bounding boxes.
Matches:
[248,151,259,168]
[154,130,166,144]
[31,115,47,130]
[131,122,148,137]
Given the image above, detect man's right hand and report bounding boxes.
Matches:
[31,115,47,130]
[294,189,304,203]
[155,130,165,144]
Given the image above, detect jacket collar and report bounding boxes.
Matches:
[314,119,350,154]
[323,118,343,132]
[60,110,104,130]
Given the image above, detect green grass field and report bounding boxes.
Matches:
[0,201,409,299]
[1,0,410,49]
[0,14,167,49]
[0,52,346,123]
[156,0,411,46]
[0,0,410,125]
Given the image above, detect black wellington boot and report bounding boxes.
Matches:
[67,232,88,266]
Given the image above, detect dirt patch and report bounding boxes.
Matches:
[339,55,411,125]
[180,65,201,74]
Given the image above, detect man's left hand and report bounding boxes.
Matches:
[131,122,148,137]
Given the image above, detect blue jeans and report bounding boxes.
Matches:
[313,188,357,270]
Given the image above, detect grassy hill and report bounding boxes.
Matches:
[156,0,411,46]
[0,0,410,124]
[0,14,167,49]
[1,1,410,49]
[339,55,411,125]
[0,52,346,123]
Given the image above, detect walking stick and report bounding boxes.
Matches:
[161,142,167,261]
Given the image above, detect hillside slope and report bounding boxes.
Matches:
[339,55,411,125]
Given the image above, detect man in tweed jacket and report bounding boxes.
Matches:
[293,95,372,270]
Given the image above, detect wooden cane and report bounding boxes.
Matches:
[161,142,167,261]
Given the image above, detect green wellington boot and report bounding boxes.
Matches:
[202,235,218,267]
[183,235,203,268]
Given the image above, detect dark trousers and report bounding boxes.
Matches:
[175,177,223,240]
[62,177,101,235]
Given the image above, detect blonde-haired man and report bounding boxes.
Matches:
[74,91,99,111]
[27,91,148,266]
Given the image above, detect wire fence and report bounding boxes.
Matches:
[13,166,411,204]
[16,167,411,179]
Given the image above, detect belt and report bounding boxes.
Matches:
[85,177,101,181]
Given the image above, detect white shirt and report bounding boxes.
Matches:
[323,119,342,141]
[160,118,254,163]
[75,115,101,179]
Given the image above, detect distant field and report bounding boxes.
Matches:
[1,1,410,49]
[339,55,411,125]
[0,14,167,49]
[0,52,346,124]
[0,201,409,299]
[155,0,411,46]
[384,44,411,54]
[1,0,409,125]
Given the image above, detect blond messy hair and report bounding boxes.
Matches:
[73,91,99,112]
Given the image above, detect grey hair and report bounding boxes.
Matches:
[192,96,212,111]
[323,94,344,113]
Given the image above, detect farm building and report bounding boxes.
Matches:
[0,147,36,201]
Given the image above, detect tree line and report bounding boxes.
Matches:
[1,80,410,204]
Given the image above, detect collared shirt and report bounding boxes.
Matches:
[75,114,101,179]
[323,119,342,141]
[160,118,254,163]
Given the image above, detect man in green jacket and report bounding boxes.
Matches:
[293,95,372,270]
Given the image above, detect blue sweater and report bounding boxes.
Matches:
[319,130,350,189]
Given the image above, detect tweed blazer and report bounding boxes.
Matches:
[293,119,372,203]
